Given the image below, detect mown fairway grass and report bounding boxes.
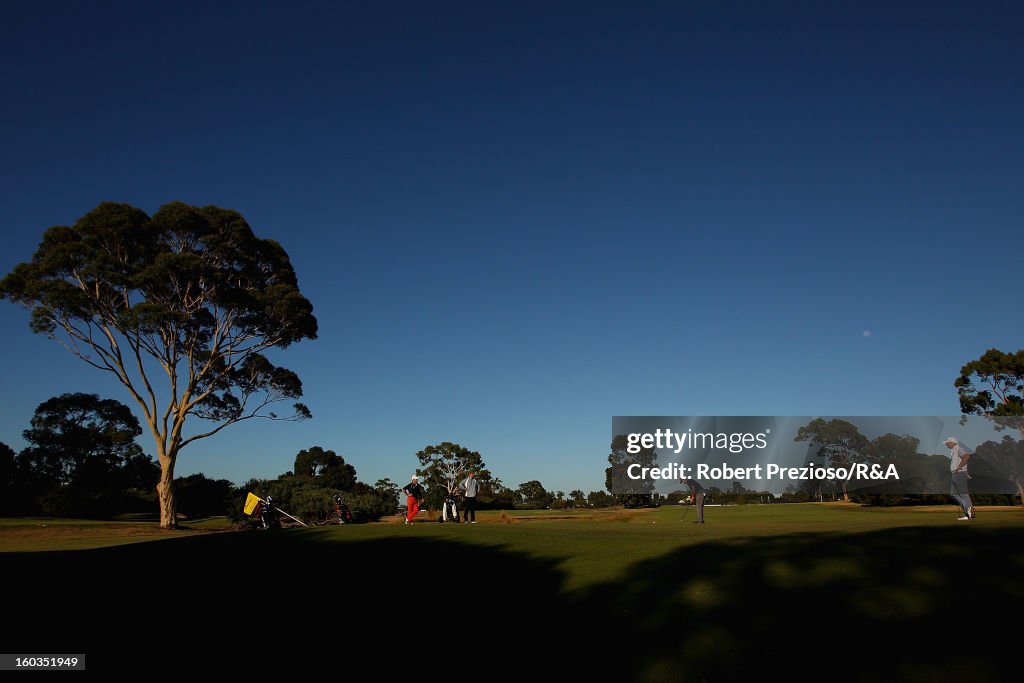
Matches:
[349,503,1024,589]
[4,504,1023,680]
[0,515,233,551]
[3,505,1022,588]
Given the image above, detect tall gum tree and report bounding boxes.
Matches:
[794,418,870,502]
[0,202,318,527]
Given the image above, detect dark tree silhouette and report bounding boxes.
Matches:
[293,446,357,491]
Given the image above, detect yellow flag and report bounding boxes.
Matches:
[243,492,262,516]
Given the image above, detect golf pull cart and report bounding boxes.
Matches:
[239,493,309,530]
[332,494,354,524]
[259,496,281,529]
[440,491,459,523]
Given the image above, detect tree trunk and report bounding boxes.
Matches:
[157,454,177,529]
[1017,479,1024,510]
[841,479,849,502]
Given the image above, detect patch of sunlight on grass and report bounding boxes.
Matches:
[763,560,800,587]
[906,566,946,587]
[682,578,726,608]
[681,625,738,658]
[850,586,933,620]
[806,557,866,584]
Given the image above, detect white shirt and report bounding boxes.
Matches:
[950,445,970,473]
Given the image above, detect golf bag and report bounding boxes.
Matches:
[259,496,281,530]
[333,494,353,524]
[441,491,459,523]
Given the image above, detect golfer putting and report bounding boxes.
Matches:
[681,477,706,524]
[944,437,975,521]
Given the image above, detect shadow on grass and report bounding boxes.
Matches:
[4,525,1023,680]
[573,525,1024,682]
[3,531,568,669]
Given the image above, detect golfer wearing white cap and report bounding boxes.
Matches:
[402,475,425,525]
[944,437,975,521]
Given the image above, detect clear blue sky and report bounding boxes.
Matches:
[1,1,1021,493]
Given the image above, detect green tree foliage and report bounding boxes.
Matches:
[16,393,160,516]
[20,393,145,485]
[234,454,398,524]
[587,490,617,507]
[666,489,689,504]
[415,442,492,508]
[174,473,235,518]
[239,475,332,523]
[343,485,398,519]
[569,489,587,508]
[517,480,554,508]
[866,433,920,462]
[956,348,1024,506]
[374,478,399,506]
[857,433,941,503]
[794,418,870,502]
[0,442,15,483]
[975,436,1024,506]
[238,475,395,523]
[0,202,317,527]
[473,477,517,509]
[606,434,656,505]
[956,349,1024,419]
[780,483,811,503]
[294,446,357,490]
[0,442,15,513]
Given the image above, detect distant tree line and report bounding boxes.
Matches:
[408,442,623,511]
[506,480,618,509]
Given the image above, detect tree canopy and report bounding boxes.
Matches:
[956,348,1024,506]
[606,433,656,504]
[0,202,318,527]
[19,392,146,486]
[975,436,1024,503]
[415,441,491,498]
[0,442,15,512]
[956,348,1024,419]
[293,446,357,491]
[795,418,870,501]
[516,480,553,508]
[14,393,160,516]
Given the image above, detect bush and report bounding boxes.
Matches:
[175,473,235,518]
[340,491,396,521]
[233,475,396,524]
[286,484,340,523]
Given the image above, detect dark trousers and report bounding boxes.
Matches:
[462,497,476,522]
